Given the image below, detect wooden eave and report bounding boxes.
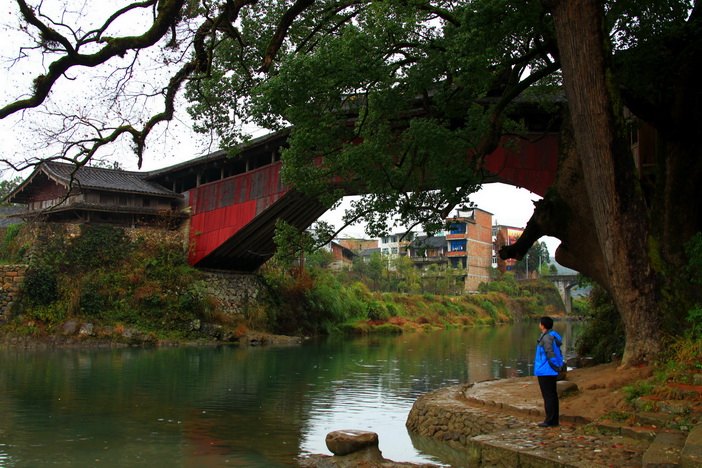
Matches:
[13,202,188,218]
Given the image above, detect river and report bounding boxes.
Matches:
[0,321,581,467]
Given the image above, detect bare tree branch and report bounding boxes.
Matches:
[1,0,186,120]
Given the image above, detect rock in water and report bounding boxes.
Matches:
[325,430,380,456]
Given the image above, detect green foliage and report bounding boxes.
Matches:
[374,323,403,334]
[601,410,634,424]
[259,267,365,335]
[479,272,519,295]
[574,282,625,363]
[68,225,131,270]
[684,233,702,337]
[273,220,337,271]
[22,265,58,306]
[0,223,25,263]
[367,301,390,321]
[572,297,590,315]
[479,300,497,318]
[684,232,702,284]
[686,307,702,338]
[4,223,22,246]
[514,241,551,276]
[0,177,22,206]
[15,226,214,334]
[188,0,559,237]
[623,380,655,403]
[657,331,702,378]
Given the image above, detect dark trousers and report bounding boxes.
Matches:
[537,375,559,425]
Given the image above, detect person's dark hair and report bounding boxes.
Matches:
[540,316,554,330]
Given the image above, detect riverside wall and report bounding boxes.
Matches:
[200,270,262,320]
[1,223,264,323]
[0,264,27,320]
[406,385,526,450]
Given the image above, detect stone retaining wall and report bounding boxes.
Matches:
[200,270,262,320]
[0,264,27,319]
[406,385,525,449]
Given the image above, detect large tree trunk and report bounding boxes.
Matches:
[501,115,607,286]
[543,0,662,365]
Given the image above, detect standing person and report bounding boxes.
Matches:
[534,316,564,427]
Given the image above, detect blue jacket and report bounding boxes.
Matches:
[534,330,564,376]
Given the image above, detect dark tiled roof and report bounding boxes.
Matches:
[146,129,290,179]
[0,206,26,227]
[41,162,179,197]
[409,235,447,249]
[358,248,381,257]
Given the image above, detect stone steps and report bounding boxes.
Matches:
[680,424,702,467]
[590,421,702,467]
[642,430,687,467]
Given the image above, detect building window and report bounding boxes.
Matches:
[449,240,466,251]
[381,248,389,255]
[450,223,466,234]
[391,247,398,254]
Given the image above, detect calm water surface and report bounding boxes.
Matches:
[0,322,580,467]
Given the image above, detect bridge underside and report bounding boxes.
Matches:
[194,190,327,271]
[159,127,559,272]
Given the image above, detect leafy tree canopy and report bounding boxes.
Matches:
[0,0,693,237]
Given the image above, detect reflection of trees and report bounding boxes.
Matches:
[0,323,580,464]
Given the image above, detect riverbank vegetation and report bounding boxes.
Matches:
[0,223,567,343]
[250,261,564,336]
[3,224,216,341]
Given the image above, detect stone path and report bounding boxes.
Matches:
[406,383,652,467]
[302,374,702,467]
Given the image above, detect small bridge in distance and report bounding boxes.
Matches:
[543,274,580,315]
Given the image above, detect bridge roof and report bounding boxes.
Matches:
[146,129,290,180]
[7,161,180,204]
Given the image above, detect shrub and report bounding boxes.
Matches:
[23,265,58,306]
[67,225,131,269]
[574,282,625,363]
[367,301,390,322]
[623,380,655,403]
[479,300,497,318]
[374,323,403,334]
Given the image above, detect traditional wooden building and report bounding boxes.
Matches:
[5,161,185,228]
[407,235,448,269]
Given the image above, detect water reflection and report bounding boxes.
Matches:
[0,321,580,467]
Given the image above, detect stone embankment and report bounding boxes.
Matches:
[0,264,26,320]
[200,270,262,320]
[300,368,702,467]
[403,374,702,467]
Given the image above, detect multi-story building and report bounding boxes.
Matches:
[407,235,448,269]
[322,241,356,270]
[336,237,378,252]
[445,208,494,292]
[378,232,415,265]
[492,225,524,272]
